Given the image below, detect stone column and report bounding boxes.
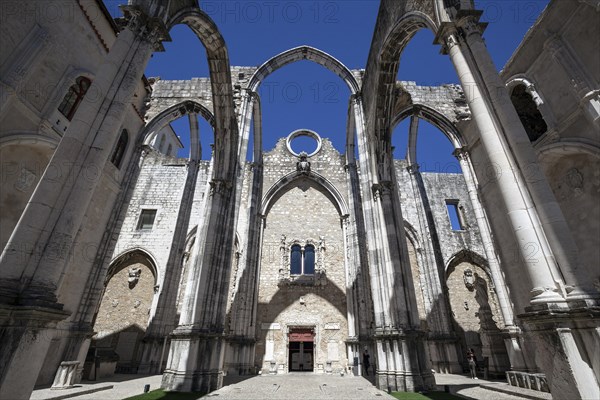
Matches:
[223,91,262,375]
[138,112,201,374]
[162,176,238,393]
[439,12,600,398]
[447,13,597,302]
[344,98,374,340]
[0,8,168,400]
[354,95,434,392]
[405,114,461,374]
[162,96,239,396]
[454,147,529,371]
[438,18,564,305]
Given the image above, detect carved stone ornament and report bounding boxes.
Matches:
[128,267,142,288]
[209,179,233,197]
[463,268,475,290]
[566,168,584,195]
[296,152,311,173]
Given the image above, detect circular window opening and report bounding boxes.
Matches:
[286,130,322,157]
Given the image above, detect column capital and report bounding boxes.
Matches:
[372,181,394,201]
[118,5,171,52]
[452,146,470,161]
[406,163,420,174]
[455,11,488,39]
[434,23,460,55]
[209,179,233,197]
[351,93,363,106]
[435,11,488,54]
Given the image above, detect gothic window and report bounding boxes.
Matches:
[290,244,302,274]
[167,143,173,156]
[110,129,128,169]
[58,76,91,121]
[290,244,315,275]
[304,245,315,274]
[446,200,464,231]
[510,84,548,142]
[137,209,157,230]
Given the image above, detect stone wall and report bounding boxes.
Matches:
[255,137,349,374]
[105,148,211,329]
[94,262,155,339]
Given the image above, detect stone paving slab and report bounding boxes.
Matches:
[30,375,163,400]
[30,372,552,400]
[453,386,534,400]
[203,374,395,399]
[29,384,114,400]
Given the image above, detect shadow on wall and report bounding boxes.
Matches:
[88,251,158,378]
[253,276,348,373]
[445,260,510,377]
[85,324,146,379]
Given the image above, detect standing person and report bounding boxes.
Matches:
[363,349,371,376]
[467,348,478,379]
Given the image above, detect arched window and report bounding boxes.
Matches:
[158,135,166,152]
[290,244,315,275]
[290,245,302,275]
[510,84,548,142]
[167,143,173,156]
[58,76,91,121]
[304,245,315,274]
[111,129,128,169]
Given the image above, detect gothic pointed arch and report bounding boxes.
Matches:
[260,171,349,218]
[164,6,238,179]
[141,100,215,145]
[107,248,159,285]
[393,104,465,149]
[446,249,489,278]
[248,45,360,95]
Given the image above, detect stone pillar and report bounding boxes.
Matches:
[50,361,79,390]
[438,12,600,398]
[138,112,202,374]
[454,147,529,371]
[404,113,461,373]
[162,102,239,396]
[0,7,168,399]
[162,177,237,393]
[353,93,434,392]
[221,90,261,377]
[438,17,564,304]
[447,13,597,302]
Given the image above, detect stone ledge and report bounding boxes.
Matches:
[480,382,553,400]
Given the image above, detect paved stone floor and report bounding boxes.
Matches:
[30,372,552,400]
[30,374,163,400]
[205,373,394,399]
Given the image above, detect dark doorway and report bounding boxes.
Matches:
[288,329,314,372]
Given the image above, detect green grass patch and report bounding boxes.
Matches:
[123,389,203,400]
[391,391,463,400]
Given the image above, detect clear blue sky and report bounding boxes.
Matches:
[105,0,550,166]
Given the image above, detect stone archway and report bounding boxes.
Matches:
[256,175,349,375]
[89,250,157,377]
[446,256,509,377]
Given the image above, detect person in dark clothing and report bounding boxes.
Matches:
[363,349,371,376]
[467,348,478,379]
